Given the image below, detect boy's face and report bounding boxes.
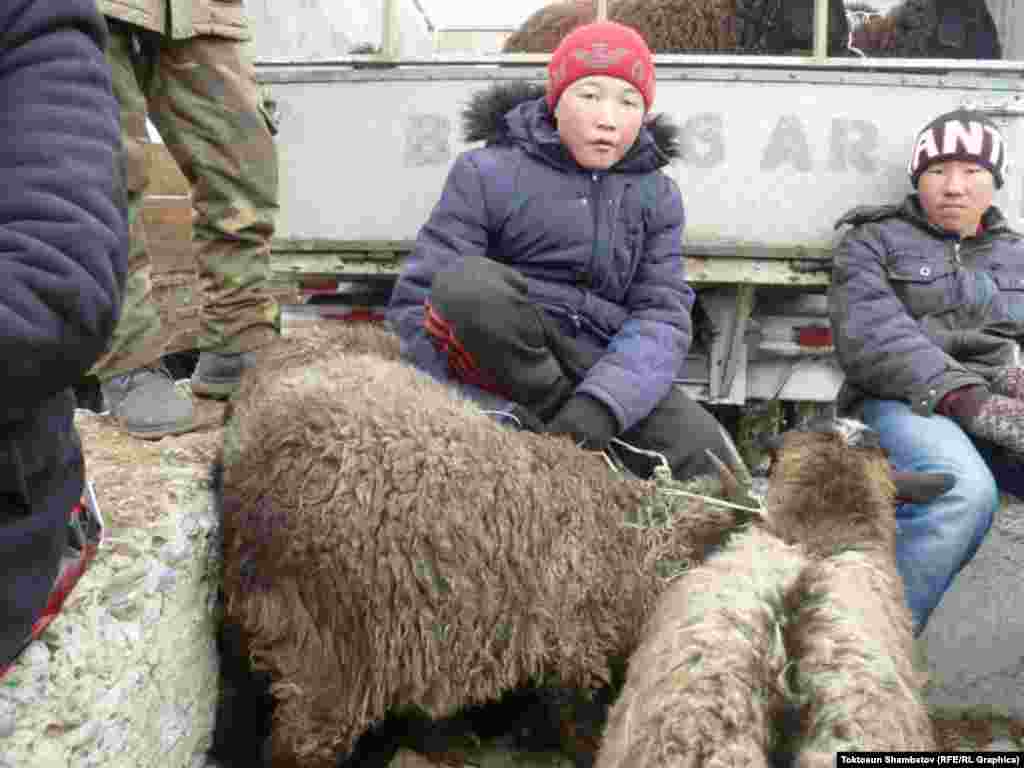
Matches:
[553,75,645,170]
[917,159,995,237]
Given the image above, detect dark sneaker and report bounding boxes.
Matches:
[190,351,258,400]
[101,365,196,439]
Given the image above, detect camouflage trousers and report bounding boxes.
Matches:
[92,18,279,379]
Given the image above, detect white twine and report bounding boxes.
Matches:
[600,451,621,473]
[657,487,766,517]
[610,436,673,470]
[612,437,765,516]
[486,417,763,516]
[480,409,523,429]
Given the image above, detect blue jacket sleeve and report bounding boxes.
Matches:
[387,151,490,380]
[0,0,128,422]
[577,178,693,431]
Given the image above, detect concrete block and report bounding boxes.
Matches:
[0,442,221,768]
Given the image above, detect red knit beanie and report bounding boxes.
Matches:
[547,21,655,112]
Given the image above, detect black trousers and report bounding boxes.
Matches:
[430,256,735,482]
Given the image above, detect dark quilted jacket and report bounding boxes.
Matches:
[1,0,127,666]
[829,195,1024,416]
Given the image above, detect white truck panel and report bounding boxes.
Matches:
[260,66,1024,253]
[246,0,434,61]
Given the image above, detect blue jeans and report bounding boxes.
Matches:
[861,399,1021,634]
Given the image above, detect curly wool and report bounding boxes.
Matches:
[762,429,897,560]
[774,430,933,758]
[849,0,1002,58]
[596,527,807,768]
[595,426,936,767]
[502,0,598,53]
[786,552,935,764]
[218,324,738,768]
[610,0,738,53]
[503,0,738,53]
[502,0,850,54]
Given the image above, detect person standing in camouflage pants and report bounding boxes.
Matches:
[94,0,279,438]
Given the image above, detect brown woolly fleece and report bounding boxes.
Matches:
[594,425,936,766]
[502,0,738,53]
[609,0,737,53]
[763,429,897,560]
[596,527,807,768]
[219,324,736,768]
[502,0,598,53]
[771,430,935,758]
[786,552,936,763]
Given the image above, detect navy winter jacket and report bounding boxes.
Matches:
[1,0,128,666]
[830,195,1024,416]
[388,83,692,432]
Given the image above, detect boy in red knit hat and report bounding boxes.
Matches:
[545,21,654,169]
[388,21,736,482]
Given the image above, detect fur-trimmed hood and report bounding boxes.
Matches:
[460,81,681,172]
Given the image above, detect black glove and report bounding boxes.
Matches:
[544,394,618,451]
[507,404,545,433]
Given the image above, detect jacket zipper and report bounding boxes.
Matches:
[545,304,587,336]
[554,173,612,340]
[952,240,962,266]
[589,172,601,283]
